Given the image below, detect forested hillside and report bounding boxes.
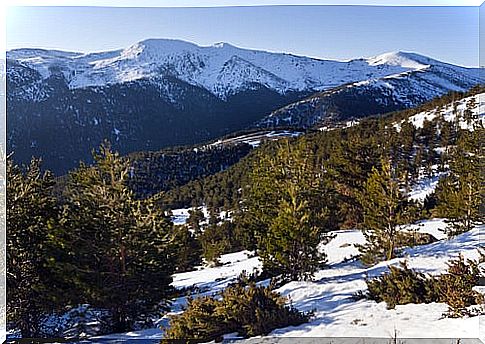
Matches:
[160,85,484,213]
[6,85,484,341]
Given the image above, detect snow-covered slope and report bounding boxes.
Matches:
[397,92,485,131]
[257,65,483,128]
[94,220,482,342]
[7,40,473,99]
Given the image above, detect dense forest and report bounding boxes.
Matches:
[6,85,484,340]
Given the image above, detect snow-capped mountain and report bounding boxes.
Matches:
[6,39,484,174]
[257,54,483,128]
[8,39,436,99]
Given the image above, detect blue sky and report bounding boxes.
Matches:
[6,4,480,66]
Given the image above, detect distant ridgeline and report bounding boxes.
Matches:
[7,40,484,174]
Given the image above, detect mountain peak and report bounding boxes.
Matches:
[120,38,199,59]
[212,42,236,49]
[9,38,477,101]
[367,51,433,70]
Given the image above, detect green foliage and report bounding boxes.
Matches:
[358,160,416,265]
[128,143,251,199]
[247,139,335,281]
[55,142,176,332]
[187,207,205,234]
[199,222,232,266]
[172,224,203,273]
[184,208,248,266]
[163,275,310,341]
[366,255,484,317]
[395,230,438,248]
[436,255,483,318]
[6,158,60,338]
[435,126,484,237]
[366,262,436,309]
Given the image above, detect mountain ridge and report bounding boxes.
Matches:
[6,38,484,174]
[8,38,463,99]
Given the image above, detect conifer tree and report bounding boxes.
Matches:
[199,211,234,266]
[325,125,383,229]
[57,142,176,332]
[247,139,334,281]
[435,126,483,237]
[463,97,477,125]
[187,207,205,234]
[396,120,416,191]
[358,159,413,265]
[6,158,58,338]
[172,224,202,272]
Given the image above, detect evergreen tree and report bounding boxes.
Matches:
[358,159,413,265]
[187,207,205,234]
[395,120,416,191]
[57,142,176,332]
[325,124,383,229]
[172,224,202,272]
[199,215,234,266]
[439,119,454,151]
[247,139,334,281]
[435,126,484,237]
[6,158,58,337]
[463,97,477,125]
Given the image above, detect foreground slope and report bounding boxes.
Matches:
[96,220,482,342]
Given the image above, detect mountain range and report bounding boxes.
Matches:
[6,38,483,174]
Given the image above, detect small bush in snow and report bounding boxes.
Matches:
[436,255,483,318]
[366,261,436,309]
[396,230,438,248]
[163,274,310,341]
[365,255,484,317]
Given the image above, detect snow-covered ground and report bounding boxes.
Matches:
[395,93,485,132]
[407,172,445,202]
[170,207,209,226]
[171,206,231,226]
[95,219,483,343]
[208,130,302,148]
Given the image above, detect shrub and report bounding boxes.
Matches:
[172,224,202,273]
[219,277,309,337]
[366,262,435,309]
[199,221,243,266]
[163,275,310,341]
[365,254,484,317]
[163,295,227,342]
[435,255,483,317]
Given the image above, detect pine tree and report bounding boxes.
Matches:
[463,97,477,125]
[6,158,59,338]
[247,139,334,281]
[435,126,483,237]
[396,120,416,191]
[358,159,413,265]
[172,224,202,272]
[325,125,383,229]
[187,207,205,234]
[57,142,176,332]
[199,213,233,266]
